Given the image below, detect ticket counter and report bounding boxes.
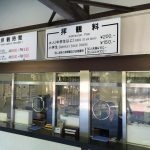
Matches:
[0,69,150,148]
[0,71,122,140]
[0,57,150,150]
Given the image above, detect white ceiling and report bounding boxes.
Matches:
[90,6,111,15]
[90,0,150,14]
[0,0,149,31]
[92,0,150,7]
[0,0,63,31]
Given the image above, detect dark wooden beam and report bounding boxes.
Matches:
[68,0,133,12]
[83,0,90,15]
[133,3,150,11]
[0,20,69,36]
[90,3,150,20]
[69,2,89,20]
[38,0,88,21]
[1,55,150,73]
[48,11,56,24]
[90,10,124,20]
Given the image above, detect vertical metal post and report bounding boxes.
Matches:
[52,73,56,127]
[122,71,127,142]
[80,70,90,142]
[10,73,15,124]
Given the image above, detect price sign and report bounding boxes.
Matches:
[46,18,120,59]
[0,31,37,62]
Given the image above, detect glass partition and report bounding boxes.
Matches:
[127,72,150,147]
[1,71,150,146]
[14,73,53,130]
[0,74,12,123]
[90,72,122,141]
[55,72,80,131]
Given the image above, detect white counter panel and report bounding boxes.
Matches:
[0,131,81,150]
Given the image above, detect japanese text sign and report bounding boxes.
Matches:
[0,31,37,62]
[46,18,120,59]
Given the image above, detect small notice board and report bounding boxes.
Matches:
[0,31,37,62]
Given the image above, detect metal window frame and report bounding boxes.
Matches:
[122,71,127,142]
[11,73,15,124]
[80,70,90,141]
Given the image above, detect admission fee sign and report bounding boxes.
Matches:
[46,18,120,59]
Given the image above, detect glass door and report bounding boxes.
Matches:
[90,72,122,141]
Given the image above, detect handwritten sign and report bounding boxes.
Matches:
[46,18,120,59]
[0,31,37,62]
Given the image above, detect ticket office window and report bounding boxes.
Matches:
[14,73,53,129]
[55,72,80,130]
[0,74,12,123]
[90,72,122,141]
[127,72,150,147]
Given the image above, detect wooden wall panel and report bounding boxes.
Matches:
[0,55,150,73]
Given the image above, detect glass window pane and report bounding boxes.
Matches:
[127,72,150,147]
[91,72,122,141]
[14,73,53,129]
[127,72,150,83]
[15,73,53,82]
[0,74,12,123]
[127,87,150,124]
[56,72,80,128]
[91,71,121,83]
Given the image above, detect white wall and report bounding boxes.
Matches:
[91,0,150,7]
[0,131,81,150]
[90,0,150,14]
[121,11,150,55]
